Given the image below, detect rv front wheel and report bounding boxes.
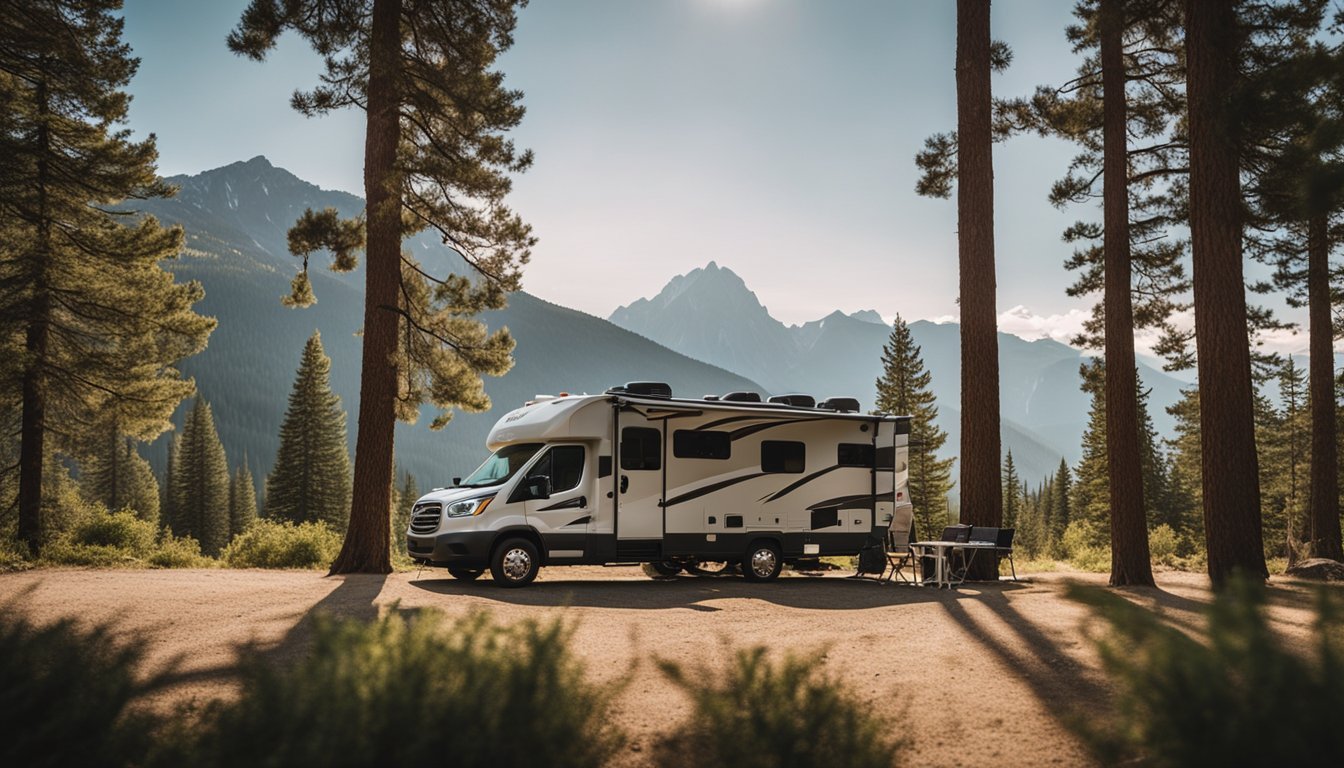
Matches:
[742,542,782,582]
[448,568,484,581]
[490,538,540,587]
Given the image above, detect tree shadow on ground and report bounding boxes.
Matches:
[150,573,390,693]
[407,573,1029,611]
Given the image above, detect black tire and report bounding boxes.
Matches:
[448,568,484,581]
[641,560,681,579]
[742,541,783,582]
[490,538,541,587]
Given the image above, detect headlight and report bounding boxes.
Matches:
[445,497,492,518]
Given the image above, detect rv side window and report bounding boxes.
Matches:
[620,427,661,471]
[761,440,805,473]
[875,446,896,470]
[528,445,585,493]
[673,430,731,460]
[837,443,874,467]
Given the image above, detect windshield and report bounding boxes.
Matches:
[460,443,544,488]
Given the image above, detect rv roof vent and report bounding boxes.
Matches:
[721,391,762,403]
[702,395,721,401]
[818,397,861,413]
[768,394,817,408]
[607,381,672,398]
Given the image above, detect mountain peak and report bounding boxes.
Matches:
[849,309,886,325]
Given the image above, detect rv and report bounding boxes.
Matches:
[406,382,912,587]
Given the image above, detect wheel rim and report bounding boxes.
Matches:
[750,548,777,578]
[501,548,532,580]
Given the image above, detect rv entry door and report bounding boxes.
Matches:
[617,413,664,540]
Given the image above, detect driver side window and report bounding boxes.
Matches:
[528,446,585,494]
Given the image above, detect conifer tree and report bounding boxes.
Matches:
[229,0,535,574]
[1072,361,1111,547]
[81,427,159,524]
[229,461,258,537]
[1002,451,1021,529]
[0,0,215,554]
[161,434,178,531]
[266,332,352,533]
[1166,388,1204,544]
[1051,459,1073,553]
[874,316,955,538]
[169,398,230,556]
[1185,0,1268,586]
[393,471,419,555]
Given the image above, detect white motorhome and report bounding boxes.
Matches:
[406,382,912,587]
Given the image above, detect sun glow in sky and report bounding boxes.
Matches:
[117,0,1309,357]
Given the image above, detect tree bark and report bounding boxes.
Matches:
[330,0,402,575]
[1185,0,1267,587]
[1306,212,1343,561]
[17,75,52,557]
[1101,0,1154,587]
[956,0,1003,580]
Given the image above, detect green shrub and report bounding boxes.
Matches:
[0,537,33,572]
[1061,521,1110,572]
[149,534,212,569]
[654,646,905,768]
[163,611,624,767]
[43,510,167,567]
[1067,577,1344,766]
[1148,524,1179,567]
[221,519,341,569]
[0,612,154,768]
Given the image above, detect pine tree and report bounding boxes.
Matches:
[81,427,160,524]
[162,434,178,532]
[874,316,956,539]
[1185,0,1268,586]
[1166,387,1204,544]
[0,0,215,554]
[169,398,230,556]
[266,332,352,533]
[393,471,419,555]
[229,0,535,574]
[1051,459,1073,554]
[229,461,258,538]
[1072,361,1110,548]
[1002,451,1021,529]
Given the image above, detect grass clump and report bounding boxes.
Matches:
[220,519,340,569]
[0,612,154,768]
[166,610,624,767]
[655,646,904,768]
[1067,577,1344,766]
[148,534,213,569]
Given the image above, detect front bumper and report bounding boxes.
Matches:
[406,530,496,569]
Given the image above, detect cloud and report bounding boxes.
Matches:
[995,305,1090,345]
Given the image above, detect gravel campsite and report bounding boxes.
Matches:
[1,567,1331,767]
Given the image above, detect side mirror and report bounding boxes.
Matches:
[527,475,552,500]
[452,476,462,487]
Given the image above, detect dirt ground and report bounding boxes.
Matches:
[0,565,1332,767]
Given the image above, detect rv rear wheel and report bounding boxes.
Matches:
[742,541,783,582]
[642,560,681,579]
[490,538,540,587]
[448,568,484,581]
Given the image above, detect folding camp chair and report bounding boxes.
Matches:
[995,527,1018,581]
[881,504,917,584]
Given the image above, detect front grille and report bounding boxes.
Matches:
[409,504,442,535]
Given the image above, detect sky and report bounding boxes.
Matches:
[118,0,1312,357]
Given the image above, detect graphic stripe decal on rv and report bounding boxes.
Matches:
[662,472,769,507]
[759,464,843,502]
[537,498,586,511]
[563,516,591,527]
[728,418,816,441]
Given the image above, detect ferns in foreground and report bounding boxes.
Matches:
[1068,578,1344,766]
[655,646,905,768]
[168,610,624,768]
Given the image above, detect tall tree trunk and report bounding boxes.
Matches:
[330,0,402,575]
[1185,0,1267,587]
[1307,212,1343,561]
[1101,0,1154,587]
[17,75,52,557]
[956,0,1003,580]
